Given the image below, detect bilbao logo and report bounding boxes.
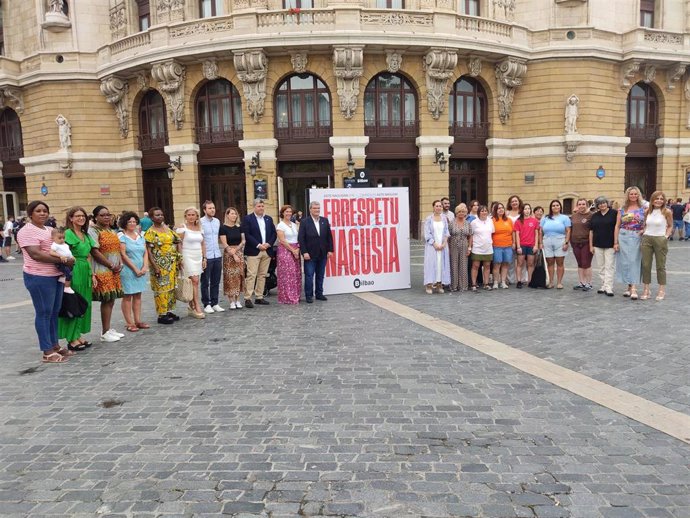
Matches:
[353,278,374,289]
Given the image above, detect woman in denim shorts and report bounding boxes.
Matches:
[540,200,571,289]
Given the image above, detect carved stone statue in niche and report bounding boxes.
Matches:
[564,94,579,135]
[492,0,515,21]
[56,115,72,150]
[43,0,71,31]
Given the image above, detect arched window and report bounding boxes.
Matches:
[195,79,243,144]
[138,90,168,150]
[364,73,417,138]
[275,74,332,140]
[0,109,23,162]
[449,77,488,139]
[627,83,658,141]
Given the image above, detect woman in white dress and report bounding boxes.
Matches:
[177,207,206,319]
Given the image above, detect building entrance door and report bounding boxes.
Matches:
[449,159,487,207]
[142,169,173,221]
[279,161,332,215]
[625,157,656,199]
[366,159,418,238]
[200,164,247,215]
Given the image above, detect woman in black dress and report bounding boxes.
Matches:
[219,207,246,309]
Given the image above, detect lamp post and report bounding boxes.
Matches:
[167,156,182,180]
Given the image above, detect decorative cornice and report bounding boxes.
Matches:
[0,87,24,115]
[643,64,656,84]
[666,63,687,91]
[333,46,364,120]
[422,48,457,120]
[100,75,130,138]
[467,56,482,77]
[385,50,403,74]
[290,52,308,74]
[233,49,268,123]
[620,60,641,90]
[136,71,151,92]
[495,56,527,124]
[202,59,219,81]
[151,60,186,130]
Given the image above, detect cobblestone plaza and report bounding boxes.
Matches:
[1,244,689,517]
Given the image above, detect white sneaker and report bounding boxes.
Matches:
[492,282,499,290]
[212,304,225,312]
[6,256,15,260]
[229,301,237,309]
[500,282,509,289]
[101,331,120,342]
[235,301,243,308]
[203,305,214,314]
[108,329,125,338]
[64,287,75,294]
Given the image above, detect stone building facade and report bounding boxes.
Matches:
[1,0,690,233]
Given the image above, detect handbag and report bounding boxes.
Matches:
[528,249,550,289]
[59,291,88,319]
[175,274,194,303]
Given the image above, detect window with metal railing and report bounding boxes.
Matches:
[364,73,418,139]
[449,77,489,139]
[274,74,332,141]
[626,82,659,141]
[138,91,168,151]
[195,79,243,144]
[0,109,23,162]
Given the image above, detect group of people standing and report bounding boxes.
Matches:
[18,198,334,363]
[423,187,674,301]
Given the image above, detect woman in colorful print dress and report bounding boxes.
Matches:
[219,207,246,309]
[276,205,301,304]
[89,206,124,342]
[58,206,96,351]
[144,207,181,325]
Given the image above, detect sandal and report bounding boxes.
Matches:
[42,352,68,363]
[125,325,139,332]
[54,347,76,357]
[135,322,150,329]
[640,290,650,300]
[545,285,554,289]
[78,339,93,348]
[656,290,665,301]
[556,284,564,289]
[68,342,86,352]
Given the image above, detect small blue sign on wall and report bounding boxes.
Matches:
[40,183,48,196]
[596,166,605,180]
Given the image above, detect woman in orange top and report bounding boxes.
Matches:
[491,203,514,289]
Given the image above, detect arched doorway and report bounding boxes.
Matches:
[0,108,26,213]
[448,76,489,206]
[275,73,333,213]
[138,90,173,219]
[364,72,419,236]
[195,79,246,214]
[625,82,658,198]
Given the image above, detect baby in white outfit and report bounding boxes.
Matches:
[50,228,75,294]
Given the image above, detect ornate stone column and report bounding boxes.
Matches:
[151,60,186,130]
[495,57,527,124]
[333,46,364,120]
[233,50,269,123]
[100,75,130,138]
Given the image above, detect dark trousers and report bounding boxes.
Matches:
[24,273,63,352]
[304,255,327,298]
[200,257,222,307]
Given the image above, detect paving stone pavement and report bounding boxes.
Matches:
[1,249,690,518]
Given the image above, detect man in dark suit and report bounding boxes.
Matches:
[240,199,277,307]
[298,201,334,303]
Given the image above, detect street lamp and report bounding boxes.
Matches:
[347,148,355,175]
[249,152,261,176]
[167,156,182,180]
[434,148,448,173]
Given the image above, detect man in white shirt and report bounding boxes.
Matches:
[200,200,224,313]
[3,217,15,260]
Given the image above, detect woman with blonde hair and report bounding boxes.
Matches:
[615,186,645,299]
[219,207,245,309]
[448,203,473,292]
[177,207,206,318]
[641,191,673,301]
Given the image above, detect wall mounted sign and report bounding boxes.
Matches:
[596,166,605,179]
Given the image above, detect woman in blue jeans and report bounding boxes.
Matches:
[17,201,76,363]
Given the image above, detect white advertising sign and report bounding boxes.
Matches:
[309,187,411,295]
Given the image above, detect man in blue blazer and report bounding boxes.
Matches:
[298,201,333,303]
[240,199,277,307]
